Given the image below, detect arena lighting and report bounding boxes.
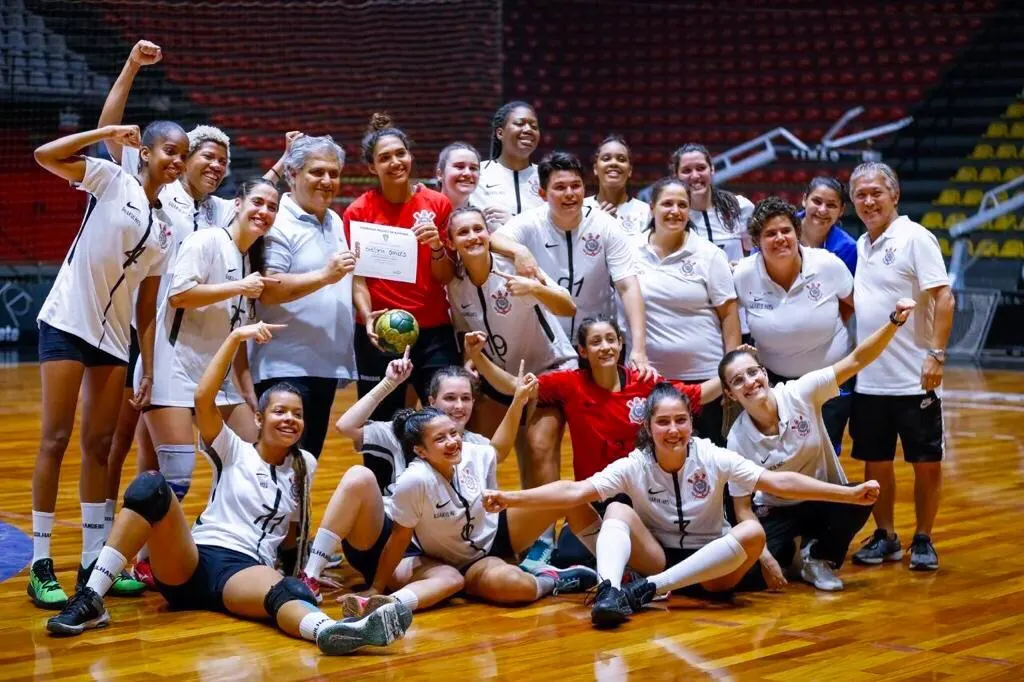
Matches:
[711,107,914,184]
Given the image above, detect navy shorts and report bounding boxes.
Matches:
[126,326,139,388]
[156,544,261,612]
[342,515,421,587]
[662,545,736,599]
[38,321,126,368]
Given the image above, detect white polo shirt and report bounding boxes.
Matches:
[469,160,544,229]
[193,424,317,566]
[588,438,764,549]
[583,196,651,237]
[690,193,754,263]
[625,231,736,380]
[38,157,173,361]
[734,247,853,378]
[498,204,639,340]
[361,421,489,496]
[388,441,500,569]
[448,255,576,375]
[728,368,847,507]
[853,216,950,396]
[250,193,356,382]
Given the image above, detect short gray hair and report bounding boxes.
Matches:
[283,135,346,187]
[849,161,900,198]
[187,124,231,164]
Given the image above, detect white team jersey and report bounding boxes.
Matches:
[448,255,576,374]
[588,438,763,549]
[583,196,651,237]
[389,441,500,569]
[623,232,736,380]
[38,158,173,362]
[192,425,317,566]
[727,368,847,507]
[361,421,489,496]
[853,216,950,396]
[469,160,544,229]
[734,247,853,379]
[690,193,754,263]
[145,228,248,408]
[498,204,639,339]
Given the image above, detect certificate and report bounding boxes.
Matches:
[350,221,418,284]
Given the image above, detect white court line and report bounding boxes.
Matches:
[944,401,1024,413]
[942,390,1024,404]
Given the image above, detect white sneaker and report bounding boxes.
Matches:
[799,544,844,592]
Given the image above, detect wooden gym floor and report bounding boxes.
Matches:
[0,362,1022,681]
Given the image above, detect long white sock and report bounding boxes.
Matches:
[649,534,747,593]
[81,502,107,567]
[595,518,631,589]
[103,499,116,541]
[303,528,341,580]
[391,587,419,612]
[31,511,55,564]
[298,610,334,640]
[85,546,126,597]
[576,519,602,558]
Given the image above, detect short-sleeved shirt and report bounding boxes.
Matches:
[37,157,173,361]
[734,247,853,379]
[537,366,704,480]
[388,441,499,569]
[853,216,950,395]
[251,193,356,382]
[448,255,576,374]
[626,232,737,380]
[727,367,846,507]
[498,203,639,340]
[344,185,453,329]
[690,193,755,263]
[795,210,858,276]
[588,439,764,549]
[469,160,544,229]
[193,425,317,566]
[583,196,651,237]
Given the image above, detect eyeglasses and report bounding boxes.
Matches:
[727,365,764,390]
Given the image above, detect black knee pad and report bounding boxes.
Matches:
[122,471,173,525]
[263,576,317,619]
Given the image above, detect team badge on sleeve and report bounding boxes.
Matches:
[491,288,512,315]
[807,281,822,301]
[626,396,647,424]
[582,232,602,257]
[688,470,710,499]
[883,247,896,265]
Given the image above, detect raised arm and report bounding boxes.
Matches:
[483,479,600,512]
[755,470,879,505]
[832,298,915,386]
[35,125,140,183]
[489,231,539,278]
[335,348,412,447]
[98,40,162,161]
[488,361,538,464]
[462,331,517,396]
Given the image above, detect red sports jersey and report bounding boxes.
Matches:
[537,367,704,480]
[343,185,453,329]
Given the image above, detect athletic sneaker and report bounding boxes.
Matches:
[527,564,599,595]
[852,529,903,565]
[908,533,939,571]
[131,559,156,590]
[799,541,843,591]
[587,579,632,628]
[317,602,413,655]
[298,571,323,604]
[519,537,554,572]
[76,561,146,597]
[325,551,345,569]
[46,587,110,636]
[622,578,656,612]
[27,558,68,609]
[339,593,397,619]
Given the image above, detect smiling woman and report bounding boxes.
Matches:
[584,135,650,237]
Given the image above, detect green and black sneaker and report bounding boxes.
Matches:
[27,558,68,610]
[77,560,147,597]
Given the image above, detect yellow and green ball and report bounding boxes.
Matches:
[374,309,420,354]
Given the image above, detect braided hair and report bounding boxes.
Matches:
[489,100,536,160]
[670,143,742,232]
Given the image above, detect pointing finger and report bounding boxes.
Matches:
[403,345,411,361]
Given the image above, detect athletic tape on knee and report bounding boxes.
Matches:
[264,576,317,619]
[122,471,173,525]
[156,443,196,501]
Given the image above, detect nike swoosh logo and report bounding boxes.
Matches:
[460,303,472,309]
[484,183,501,189]
[126,201,140,212]
[227,268,237,273]
[648,488,665,496]
[545,242,559,248]
[435,500,451,509]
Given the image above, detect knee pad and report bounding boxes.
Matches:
[264,576,317,619]
[123,471,173,525]
[156,443,196,502]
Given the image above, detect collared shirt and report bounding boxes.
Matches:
[469,160,544,229]
[795,210,858,276]
[689,193,755,263]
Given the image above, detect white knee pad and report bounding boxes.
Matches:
[155,443,196,502]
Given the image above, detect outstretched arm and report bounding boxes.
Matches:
[98,40,162,162]
[755,471,879,505]
[483,479,600,512]
[35,125,140,183]
[335,347,412,447]
[832,298,915,386]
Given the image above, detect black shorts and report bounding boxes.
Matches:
[850,392,944,463]
[662,545,736,599]
[38,321,126,368]
[156,544,260,612]
[462,510,513,572]
[126,326,140,388]
[342,515,421,587]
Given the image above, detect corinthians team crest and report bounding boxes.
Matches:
[491,287,512,315]
[412,209,436,227]
[807,281,822,301]
[688,470,710,499]
[582,232,601,256]
[626,396,646,424]
[679,258,696,276]
[883,246,896,265]
[157,221,173,252]
[459,464,479,496]
[789,414,811,438]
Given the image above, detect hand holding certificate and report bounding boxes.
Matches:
[350,221,418,284]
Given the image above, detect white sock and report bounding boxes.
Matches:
[391,587,419,612]
[303,528,341,580]
[534,573,556,599]
[31,511,55,564]
[103,499,116,541]
[298,610,334,640]
[85,546,126,597]
[649,534,747,593]
[81,502,107,567]
[576,519,602,558]
[595,518,631,589]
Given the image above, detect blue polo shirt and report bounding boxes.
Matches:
[796,210,858,276]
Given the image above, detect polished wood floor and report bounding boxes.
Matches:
[1,362,1023,681]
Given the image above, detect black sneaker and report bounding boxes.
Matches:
[587,579,632,629]
[622,578,656,612]
[46,587,110,636]
[908,534,939,571]
[852,529,903,565]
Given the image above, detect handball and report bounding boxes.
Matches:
[374,309,419,354]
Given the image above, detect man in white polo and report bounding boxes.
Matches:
[848,161,955,571]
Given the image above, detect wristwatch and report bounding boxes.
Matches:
[927,349,946,363]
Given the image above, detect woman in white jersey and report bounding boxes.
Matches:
[584,135,650,237]
[469,101,544,230]
[45,323,413,654]
[435,142,481,211]
[630,177,740,446]
[723,298,914,593]
[28,122,187,609]
[483,383,879,628]
[733,197,854,455]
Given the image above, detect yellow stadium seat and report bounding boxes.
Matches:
[954,166,978,182]
[1011,121,1024,138]
[971,144,994,159]
[996,144,1018,159]
[921,212,945,230]
[935,188,961,205]
[944,212,968,230]
[978,166,1002,183]
[1004,166,1023,182]
[985,121,1009,138]
[962,189,984,206]
[1008,102,1024,118]
[993,214,1018,231]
